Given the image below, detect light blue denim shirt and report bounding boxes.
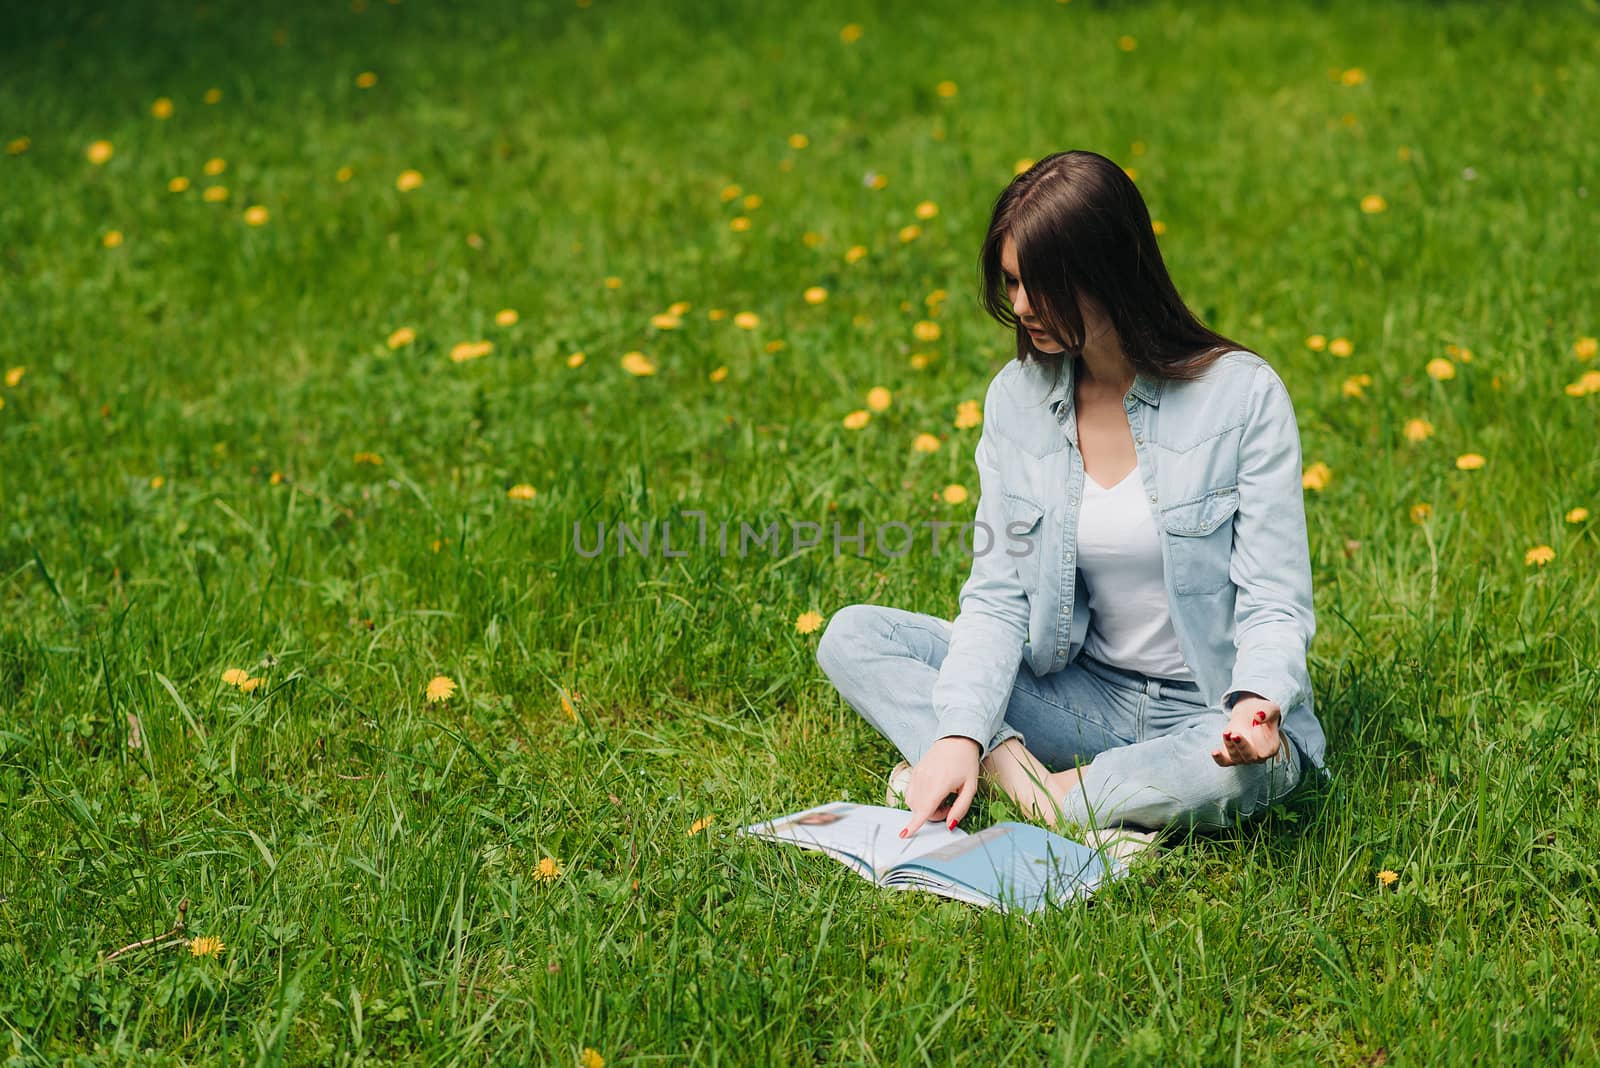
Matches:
[932,348,1328,771]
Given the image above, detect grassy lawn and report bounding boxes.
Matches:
[2,0,1598,1062]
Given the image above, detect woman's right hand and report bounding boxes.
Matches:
[899,735,982,838]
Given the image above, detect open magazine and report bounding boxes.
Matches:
[737,802,1126,916]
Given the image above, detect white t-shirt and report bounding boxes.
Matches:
[1076,459,1196,681]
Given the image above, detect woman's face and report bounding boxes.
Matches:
[1000,234,1110,355]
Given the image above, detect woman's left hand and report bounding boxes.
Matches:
[1211,695,1282,766]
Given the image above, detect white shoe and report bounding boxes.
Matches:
[1080,825,1159,865]
[885,760,913,808]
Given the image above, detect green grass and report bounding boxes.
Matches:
[3,0,1599,1063]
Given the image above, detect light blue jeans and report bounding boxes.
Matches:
[816,604,1304,832]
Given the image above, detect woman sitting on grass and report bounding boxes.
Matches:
[816,150,1325,848]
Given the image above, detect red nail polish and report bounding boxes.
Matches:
[948,819,957,830]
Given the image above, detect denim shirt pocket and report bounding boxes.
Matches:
[1000,492,1047,593]
[1159,486,1239,595]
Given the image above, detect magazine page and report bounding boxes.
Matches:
[738,802,967,881]
[882,822,1119,913]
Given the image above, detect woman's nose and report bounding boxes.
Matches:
[1012,285,1030,319]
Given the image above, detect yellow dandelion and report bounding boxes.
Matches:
[763,339,786,353]
[579,1047,603,1068]
[942,484,969,505]
[1403,418,1434,443]
[1455,453,1486,471]
[1306,334,1328,352]
[188,935,225,958]
[842,409,871,430]
[1118,34,1137,51]
[450,340,494,363]
[912,433,941,453]
[1341,374,1371,398]
[86,140,114,165]
[1525,545,1555,567]
[507,484,537,501]
[733,311,760,330]
[355,71,378,88]
[203,87,222,104]
[202,185,229,202]
[336,165,354,182]
[1343,68,1367,86]
[650,312,682,330]
[269,471,284,485]
[386,326,416,349]
[395,169,423,192]
[353,451,383,465]
[741,193,762,211]
[1123,167,1139,181]
[221,668,252,688]
[839,22,862,43]
[1302,461,1332,491]
[149,475,165,489]
[719,183,742,203]
[898,224,921,244]
[868,172,889,191]
[909,353,931,370]
[1563,381,1589,398]
[794,610,824,635]
[620,351,658,377]
[425,675,458,703]
[243,205,269,226]
[1409,502,1433,524]
[168,176,190,193]
[1329,337,1353,358]
[203,157,226,176]
[1013,157,1035,175]
[666,301,691,316]
[788,132,809,149]
[5,367,23,387]
[689,815,715,835]
[802,231,823,247]
[1151,220,1167,235]
[151,97,174,120]
[535,856,563,881]
[1575,337,1598,361]
[1376,869,1397,886]
[935,80,958,98]
[707,308,727,320]
[6,136,30,155]
[101,230,124,249]
[914,200,939,219]
[709,365,728,382]
[913,320,941,342]
[925,289,948,308]
[954,399,982,429]
[567,351,586,368]
[1360,194,1387,214]
[1565,507,1589,524]
[1426,357,1455,381]
[866,386,892,411]
[844,244,868,264]
[803,286,828,305]
[495,308,519,327]
[603,276,622,290]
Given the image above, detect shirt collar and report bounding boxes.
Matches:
[1043,354,1164,421]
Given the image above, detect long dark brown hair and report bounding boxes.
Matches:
[979,150,1243,382]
